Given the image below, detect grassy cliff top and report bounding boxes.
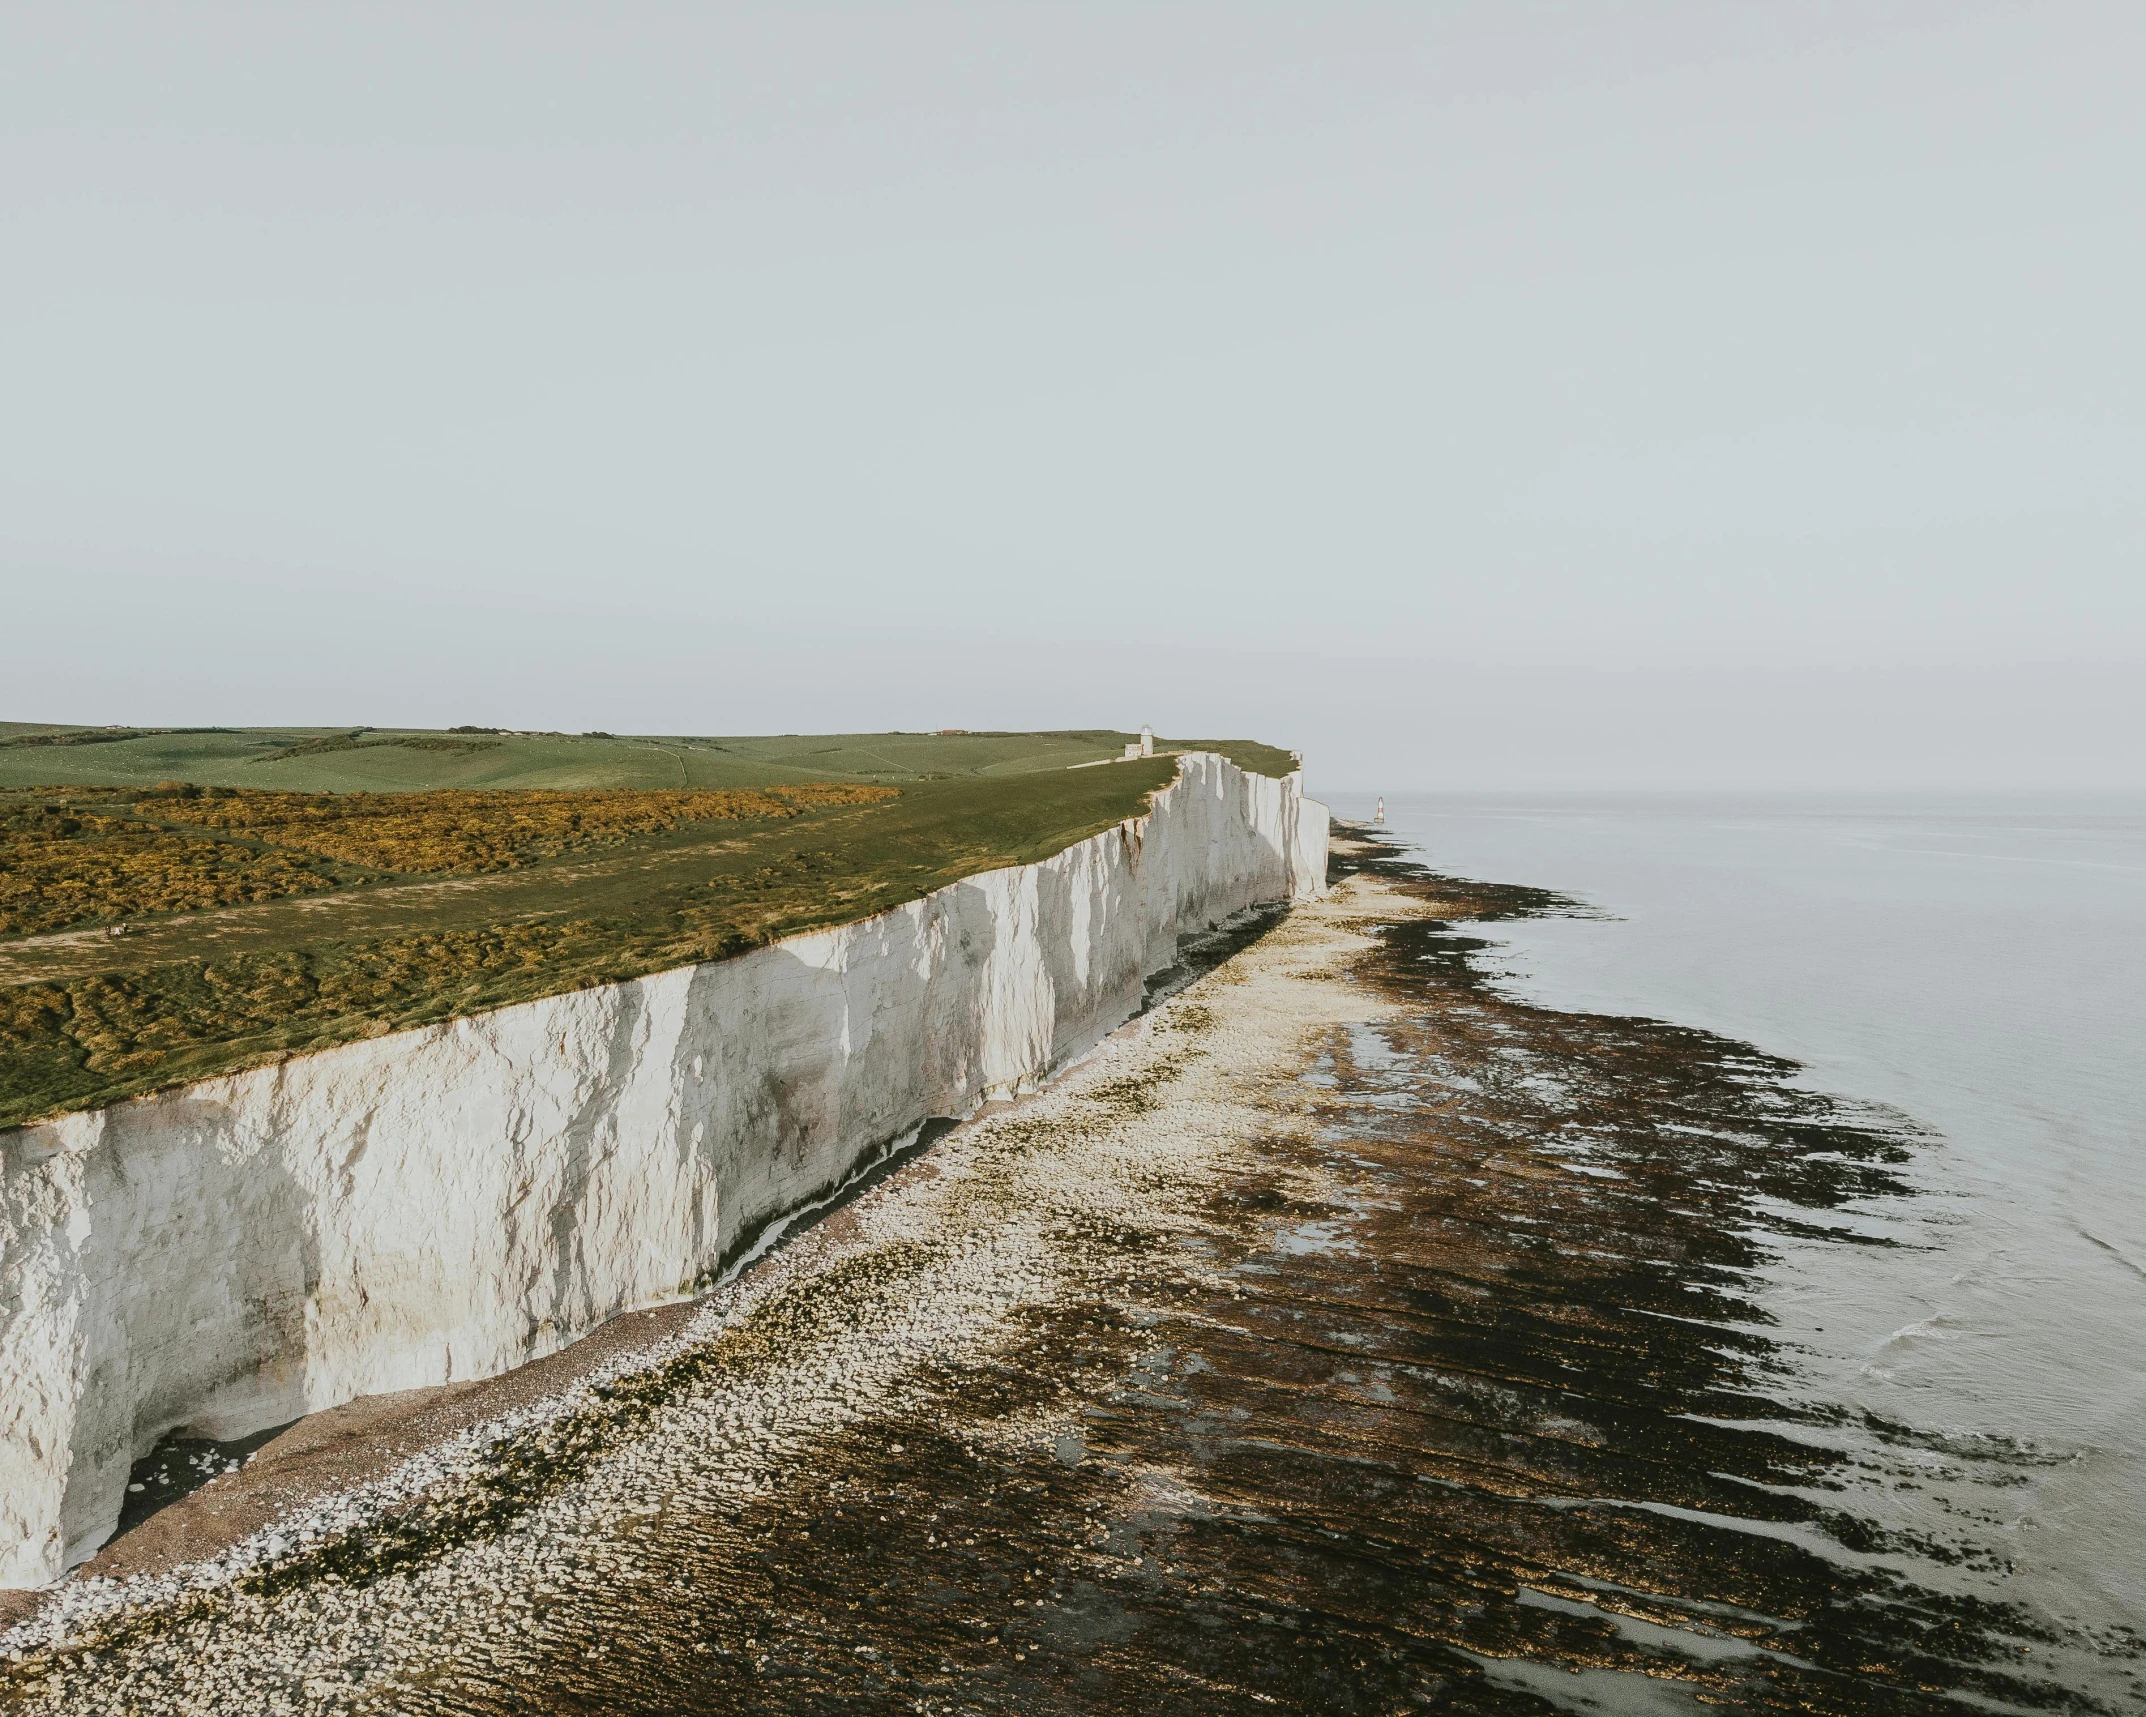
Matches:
[0,728,1301,1130]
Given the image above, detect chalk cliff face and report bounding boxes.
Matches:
[0,755,1327,1588]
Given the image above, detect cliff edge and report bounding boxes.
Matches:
[0,754,1327,1587]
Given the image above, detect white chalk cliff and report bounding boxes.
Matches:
[0,754,1327,1587]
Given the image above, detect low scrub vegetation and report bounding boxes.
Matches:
[0,791,345,938]
[150,785,896,874]
[4,727,169,748]
[0,784,896,941]
[253,733,503,762]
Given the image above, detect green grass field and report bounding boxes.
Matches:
[0,727,1300,1130]
[0,724,1298,795]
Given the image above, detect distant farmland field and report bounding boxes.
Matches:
[0,728,1298,1129]
[0,725,1295,794]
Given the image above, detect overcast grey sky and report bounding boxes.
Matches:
[3,3,2139,789]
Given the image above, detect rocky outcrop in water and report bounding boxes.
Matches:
[0,754,1327,1588]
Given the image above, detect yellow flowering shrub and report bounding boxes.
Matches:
[146,784,896,874]
[0,798,341,937]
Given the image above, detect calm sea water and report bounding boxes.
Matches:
[1327,791,2146,1650]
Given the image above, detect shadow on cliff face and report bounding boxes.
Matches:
[111,1423,296,1543]
[705,892,1287,1288]
[1140,902,1289,1012]
[52,1113,322,1585]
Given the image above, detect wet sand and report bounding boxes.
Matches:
[3,837,2136,1713]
